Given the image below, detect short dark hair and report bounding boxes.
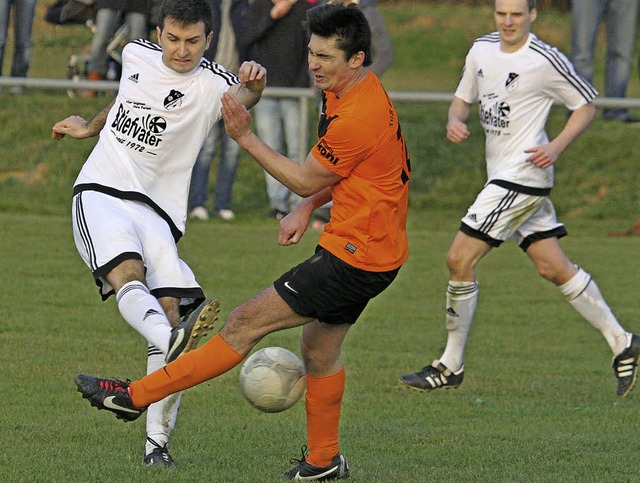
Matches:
[304,4,372,67]
[495,0,536,11]
[159,0,213,36]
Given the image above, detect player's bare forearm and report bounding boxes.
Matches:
[277,189,331,246]
[51,98,115,140]
[234,84,263,110]
[230,60,267,110]
[447,96,472,143]
[278,202,313,246]
[300,187,332,211]
[552,102,596,153]
[234,129,311,194]
[524,103,595,169]
[88,98,116,133]
[221,93,340,196]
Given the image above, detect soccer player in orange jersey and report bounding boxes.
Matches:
[74,3,410,480]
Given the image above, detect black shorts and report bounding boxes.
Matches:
[274,246,400,325]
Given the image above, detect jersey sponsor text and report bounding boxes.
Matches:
[111,103,165,148]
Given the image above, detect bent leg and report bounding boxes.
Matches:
[107,259,174,354]
[130,286,312,407]
[526,237,628,355]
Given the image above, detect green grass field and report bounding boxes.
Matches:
[1,2,639,481]
[1,212,639,481]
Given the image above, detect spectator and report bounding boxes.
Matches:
[189,0,249,221]
[81,0,150,97]
[0,0,37,95]
[571,0,639,122]
[237,0,314,220]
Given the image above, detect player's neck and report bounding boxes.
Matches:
[500,32,530,54]
[334,68,368,99]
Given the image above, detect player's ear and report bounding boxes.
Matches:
[205,31,214,50]
[349,51,365,69]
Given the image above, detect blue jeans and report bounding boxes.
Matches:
[571,0,639,119]
[0,0,36,77]
[254,98,304,213]
[190,120,241,212]
[87,8,148,76]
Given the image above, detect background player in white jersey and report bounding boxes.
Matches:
[51,0,266,466]
[400,0,639,398]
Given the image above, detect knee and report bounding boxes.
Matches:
[535,261,572,285]
[106,259,146,292]
[534,262,555,282]
[446,249,472,278]
[299,339,316,365]
[300,339,340,374]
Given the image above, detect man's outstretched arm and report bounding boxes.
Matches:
[52,98,116,140]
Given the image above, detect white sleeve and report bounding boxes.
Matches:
[453,47,478,105]
[540,46,598,111]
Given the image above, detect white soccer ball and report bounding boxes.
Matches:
[239,347,306,413]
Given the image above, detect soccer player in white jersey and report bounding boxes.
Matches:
[51,0,266,466]
[400,0,639,398]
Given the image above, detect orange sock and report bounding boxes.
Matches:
[305,368,345,467]
[129,333,244,407]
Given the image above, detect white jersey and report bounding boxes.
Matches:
[74,40,239,239]
[455,32,597,190]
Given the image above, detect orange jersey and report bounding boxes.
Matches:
[312,72,410,272]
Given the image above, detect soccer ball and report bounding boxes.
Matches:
[239,347,306,413]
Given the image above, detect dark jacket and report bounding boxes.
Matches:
[204,0,250,64]
[96,0,148,14]
[236,0,312,88]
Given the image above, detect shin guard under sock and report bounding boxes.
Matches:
[305,369,345,467]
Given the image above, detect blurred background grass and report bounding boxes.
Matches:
[0,1,638,224]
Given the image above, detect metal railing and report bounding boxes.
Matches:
[3,76,640,152]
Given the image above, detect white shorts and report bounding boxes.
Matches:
[72,191,204,305]
[460,181,567,251]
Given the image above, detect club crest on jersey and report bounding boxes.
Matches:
[164,89,184,110]
[316,139,339,165]
[505,72,519,92]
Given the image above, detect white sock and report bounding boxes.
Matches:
[559,268,629,355]
[116,281,172,355]
[440,281,479,372]
[145,345,181,455]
